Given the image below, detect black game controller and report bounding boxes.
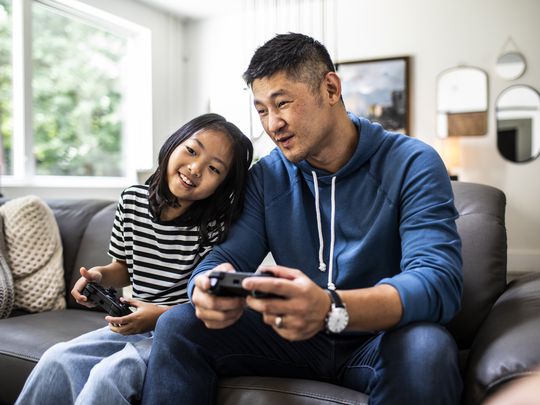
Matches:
[82,283,133,317]
[208,271,283,299]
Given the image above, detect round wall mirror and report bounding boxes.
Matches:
[437,66,488,138]
[495,52,526,81]
[496,85,540,163]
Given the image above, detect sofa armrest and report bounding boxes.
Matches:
[463,273,540,405]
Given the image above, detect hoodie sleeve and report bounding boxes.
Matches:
[187,164,269,301]
[377,144,463,326]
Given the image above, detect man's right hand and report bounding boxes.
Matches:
[192,263,246,329]
[71,266,103,307]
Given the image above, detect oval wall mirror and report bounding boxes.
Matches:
[495,52,526,81]
[437,66,488,138]
[496,85,540,163]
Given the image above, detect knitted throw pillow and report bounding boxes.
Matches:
[0,213,15,318]
[0,196,66,312]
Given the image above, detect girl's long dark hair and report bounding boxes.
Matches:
[146,113,253,244]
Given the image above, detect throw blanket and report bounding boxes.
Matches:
[0,196,66,313]
[0,214,15,318]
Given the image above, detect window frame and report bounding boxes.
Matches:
[2,0,152,189]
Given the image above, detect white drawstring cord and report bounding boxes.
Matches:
[312,171,326,272]
[327,176,336,291]
[311,171,337,291]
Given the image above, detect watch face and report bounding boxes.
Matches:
[327,307,349,333]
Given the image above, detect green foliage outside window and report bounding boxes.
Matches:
[32,3,127,176]
[0,0,12,175]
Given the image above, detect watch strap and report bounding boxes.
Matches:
[327,289,344,308]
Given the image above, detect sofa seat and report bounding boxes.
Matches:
[218,377,368,404]
[0,310,107,404]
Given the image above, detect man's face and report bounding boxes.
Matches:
[252,72,333,164]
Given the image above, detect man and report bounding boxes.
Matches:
[141,33,463,405]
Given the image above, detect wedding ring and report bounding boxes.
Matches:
[274,315,284,329]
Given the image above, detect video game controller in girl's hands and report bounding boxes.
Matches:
[82,283,133,317]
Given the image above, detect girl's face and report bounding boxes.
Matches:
[167,128,233,209]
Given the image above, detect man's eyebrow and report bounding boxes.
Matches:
[254,89,288,104]
[269,89,288,98]
[191,138,228,169]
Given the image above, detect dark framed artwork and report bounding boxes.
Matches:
[336,56,410,135]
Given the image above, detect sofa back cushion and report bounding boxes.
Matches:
[67,202,117,309]
[42,200,113,294]
[447,182,507,349]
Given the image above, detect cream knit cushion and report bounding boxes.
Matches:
[0,196,66,312]
[0,213,15,318]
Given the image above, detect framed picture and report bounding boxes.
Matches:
[336,56,410,135]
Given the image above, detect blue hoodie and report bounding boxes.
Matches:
[188,114,463,327]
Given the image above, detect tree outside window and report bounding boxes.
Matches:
[32,2,127,176]
[0,0,12,176]
[0,0,151,185]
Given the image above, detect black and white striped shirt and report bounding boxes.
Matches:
[108,185,214,305]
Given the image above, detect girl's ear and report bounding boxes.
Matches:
[323,72,342,106]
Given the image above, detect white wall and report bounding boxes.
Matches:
[183,0,540,273]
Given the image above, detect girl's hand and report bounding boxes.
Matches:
[105,298,168,335]
[71,266,104,307]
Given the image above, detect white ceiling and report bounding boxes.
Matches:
[136,0,243,19]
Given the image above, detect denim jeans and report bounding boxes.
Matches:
[141,305,462,405]
[16,326,153,405]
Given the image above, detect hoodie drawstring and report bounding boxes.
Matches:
[311,171,337,291]
[312,171,326,272]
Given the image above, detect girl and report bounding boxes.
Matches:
[16,113,253,405]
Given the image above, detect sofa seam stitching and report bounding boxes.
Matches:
[219,384,361,404]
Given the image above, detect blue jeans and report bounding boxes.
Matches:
[16,326,153,405]
[141,305,462,405]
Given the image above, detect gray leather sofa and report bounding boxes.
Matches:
[1,182,540,405]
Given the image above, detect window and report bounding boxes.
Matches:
[0,0,12,176]
[1,0,152,187]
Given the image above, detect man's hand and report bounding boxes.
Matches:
[106,299,168,335]
[243,265,331,341]
[71,266,103,307]
[192,263,246,329]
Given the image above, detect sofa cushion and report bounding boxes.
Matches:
[67,202,117,309]
[0,214,15,318]
[218,377,369,405]
[0,196,65,313]
[463,273,540,405]
[44,199,115,296]
[0,309,107,405]
[446,182,507,349]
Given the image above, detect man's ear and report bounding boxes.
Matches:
[322,72,342,106]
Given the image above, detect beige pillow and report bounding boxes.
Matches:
[0,196,66,312]
[0,213,15,318]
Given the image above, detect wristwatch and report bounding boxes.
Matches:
[325,289,349,333]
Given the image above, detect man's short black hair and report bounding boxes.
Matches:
[243,32,335,92]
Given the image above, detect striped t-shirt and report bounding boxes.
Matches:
[108,185,214,306]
